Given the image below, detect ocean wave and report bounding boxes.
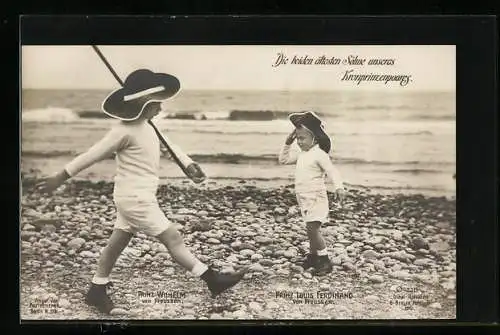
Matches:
[21,150,77,157]
[337,157,454,166]
[391,168,443,174]
[346,104,416,111]
[345,104,449,112]
[163,109,315,121]
[410,115,455,121]
[343,182,453,195]
[22,107,81,123]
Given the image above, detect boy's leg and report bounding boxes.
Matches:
[156,225,246,297]
[94,229,134,280]
[307,221,332,276]
[302,222,320,269]
[86,229,133,314]
[307,221,326,252]
[156,225,199,270]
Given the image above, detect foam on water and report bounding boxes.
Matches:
[22,107,80,123]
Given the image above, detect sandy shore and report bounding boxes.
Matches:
[19,161,456,321]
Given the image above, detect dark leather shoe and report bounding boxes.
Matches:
[313,257,333,276]
[301,253,318,269]
[85,282,115,314]
[201,267,247,298]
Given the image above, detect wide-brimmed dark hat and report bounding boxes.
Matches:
[102,69,181,121]
[289,111,332,153]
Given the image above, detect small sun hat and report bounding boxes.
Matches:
[289,111,332,153]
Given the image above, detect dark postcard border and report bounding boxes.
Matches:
[13,15,498,329]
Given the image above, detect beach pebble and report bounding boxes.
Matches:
[440,281,455,291]
[428,302,442,309]
[303,272,313,279]
[362,250,380,259]
[266,301,279,310]
[259,259,274,267]
[390,270,411,280]
[110,308,129,316]
[248,302,262,311]
[283,250,297,258]
[331,257,342,266]
[231,309,247,318]
[255,236,273,245]
[429,241,450,253]
[245,203,259,212]
[163,267,175,276]
[368,275,384,284]
[32,215,61,228]
[411,237,429,250]
[275,216,286,223]
[343,262,355,271]
[230,240,244,249]
[439,270,455,278]
[80,251,95,258]
[67,237,86,250]
[319,283,330,291]
[58,298,71,308]
[240,249,255,257]
[391,230,403,241]
[23,224,36,231]
[197,210,209,217]
[276,268,290,276]
[250,253,263,261]
[24,208,41,218]
[414,258,431,266]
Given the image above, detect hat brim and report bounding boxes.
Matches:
[102,72,181,121]
[289,111,332,153]
[289,111,322,128]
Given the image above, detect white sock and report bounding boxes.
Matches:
[191,261,209,277]
[92,275,110,285]
[317,248,328,256]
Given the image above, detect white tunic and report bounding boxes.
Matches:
[278,143,344,194]
[278,143,344,223]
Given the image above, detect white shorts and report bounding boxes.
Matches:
[296,191,329,224]
[114,195,173,237]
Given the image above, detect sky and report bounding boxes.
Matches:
[21,45,455,91]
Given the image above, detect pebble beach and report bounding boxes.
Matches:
[20,166,456,320]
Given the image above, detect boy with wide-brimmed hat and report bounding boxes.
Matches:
[37,69,246,314]
[278,111,345,276]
